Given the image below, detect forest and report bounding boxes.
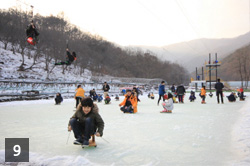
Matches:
[219,44,250,88]
[0,8,189,84]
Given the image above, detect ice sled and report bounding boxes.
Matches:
[82,135,97,148]
[27,37,36,45]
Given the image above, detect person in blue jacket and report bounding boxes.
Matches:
[158,81,166,105]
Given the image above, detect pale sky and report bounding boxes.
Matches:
[1,0,249,46]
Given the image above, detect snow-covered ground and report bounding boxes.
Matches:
[0,93,249,166]
[0,42,91,82]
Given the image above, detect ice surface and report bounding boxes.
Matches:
[0,93,249,166]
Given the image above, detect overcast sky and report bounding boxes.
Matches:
[1,0,249,46]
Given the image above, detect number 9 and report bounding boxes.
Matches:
[13,145,21,156]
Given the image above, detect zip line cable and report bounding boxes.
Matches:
[16,0,42,18]
[175,0,211,53]
[136,0,203,56]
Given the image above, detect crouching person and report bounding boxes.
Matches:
[119,89,138,113]
[161,93,174,113]
[68,97,104,147]
[55,93,63,105]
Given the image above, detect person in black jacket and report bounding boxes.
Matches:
[170,84,176,93]
[227,92,236,102]
[26,21,39,44]
[55,93,63,105]
[103,82,110,98]
[176,84,186,103]
[55,48,76,65]
[214,79,224,104]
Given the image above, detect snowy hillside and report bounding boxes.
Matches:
[0,42,91,82]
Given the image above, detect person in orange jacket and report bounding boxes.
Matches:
[75,85,85,108]
[119,89,138,113]
[200,85,206,104]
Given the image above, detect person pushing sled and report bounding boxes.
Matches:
[68,97,104,148]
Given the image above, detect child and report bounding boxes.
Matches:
[172,94,178,103]
[161,93,174,113]
[227,92,237,102]
[68,97,104,147]
[115,94,119,101]
[97,94,103,102]
[239,87,245,101]
[200,86,206,104]
[74,85,85,108]
[148,92,151,98]
[150,93,155,99]
[164,93,168,100]
[104,95,111,104]
[119,89,138,113]
[55,93,63,105]
[189,91,196,102]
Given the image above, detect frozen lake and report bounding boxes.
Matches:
[0,93,250,166]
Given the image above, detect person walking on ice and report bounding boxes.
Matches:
[200,85,206,104]
[214,78,224,104]
[68,97,104,147]
[75,85,85,108]
[158,81,166,105]
[176,84,186,103]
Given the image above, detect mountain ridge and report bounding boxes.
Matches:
[127,32,250,73]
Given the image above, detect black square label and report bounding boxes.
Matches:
[5,138,29,162]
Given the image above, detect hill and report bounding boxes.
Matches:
[0,8,189,84]
[219,44,250,82]
[129,32,250,73]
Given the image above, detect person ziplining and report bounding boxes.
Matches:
[54,48,77,65]
[26,21,39,45]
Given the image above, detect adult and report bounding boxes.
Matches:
[102,82,110,98]
[55,48,76,65]
[176,84,186,103]
[170,84,176,93]
[214,79,224,104]
[158,81,166,105]
[75,85,85,108]
[26,21,39,45]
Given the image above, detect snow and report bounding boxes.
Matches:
[0,93,250,165]
[0,42,91,82]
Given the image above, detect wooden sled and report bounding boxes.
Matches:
[82,135,97,148]
[160,110,172,113]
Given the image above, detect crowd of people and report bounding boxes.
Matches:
[52,79,246,148]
